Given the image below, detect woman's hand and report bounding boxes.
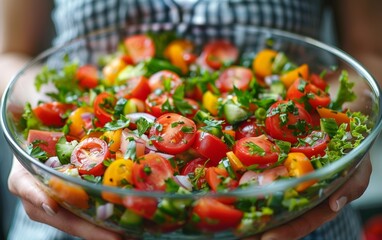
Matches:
[259,155,372,240]
[8,157,123,240]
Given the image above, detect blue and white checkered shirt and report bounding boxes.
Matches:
[7,1,363,240]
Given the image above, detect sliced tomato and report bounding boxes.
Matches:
[309,73,328,91]
[149,113,197,154]
[70,137,110,176]
[265,100,313,144]
[76,64,99,89]
[192,131,229,166]
[290,131,329,158]
[123,196,157,219]
[201,40,238,70]
[67,106,94,139]
[286,78,331,109]
[27,130,64,156]
[180,157,212,189]
[180,157,212,176]
[216,66,253,93]
[117,76,151,101]
[131,153,174,191]
[205,167,238,192]
[145,92,172,117]
[233,136,279,166]
[236,118,265,140]
[124,34,155,64]
[192,198,243,232]
[33,102,75,127]
[148,70,182,93]
[94,92,116,126]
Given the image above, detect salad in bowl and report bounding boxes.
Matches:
[1,25,381,239]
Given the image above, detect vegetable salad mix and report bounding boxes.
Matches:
[21,32,370,235]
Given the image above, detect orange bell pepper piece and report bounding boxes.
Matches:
[49,177,89,209]
[252,49,278,78]
[316,106,351,126]
[280,64,309,88]
[284,152,317,192]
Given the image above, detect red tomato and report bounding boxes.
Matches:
[124,34,155,64]
[265,100,313,144]
[205,167,238,192]
[216,66,253,92]
[145,92,172,117]
[180,158,212,189]
[286,78,330,109]
[233,136,279,166]
[75,65,98,89]
[149,113,197,155]
[33,102,75,127]
[309,73,328,91]
[123,196,157,219]
[192,131,229,166]
[236,118,265,140]
[192,198,243,232]
[131,153,174,191]
[148,70,182,92]
[27,130,64,156]
[201,40,239,70]
[70,137,110,176]
[180,157,213,176]
[290,131,329,158]
[93,92,116,126]
[117,76,151,101]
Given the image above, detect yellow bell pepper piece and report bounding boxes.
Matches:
[202,91,219,116]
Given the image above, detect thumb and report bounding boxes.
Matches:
[328,155,372,212]
[8,157,59,215]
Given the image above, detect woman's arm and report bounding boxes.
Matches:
[0,0,54,95]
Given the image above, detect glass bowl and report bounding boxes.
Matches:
[1,24,382,239]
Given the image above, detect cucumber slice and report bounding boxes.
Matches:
[223,103,250,125]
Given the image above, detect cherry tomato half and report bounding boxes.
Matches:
[192,131,229,166]
[75,64,99,89]
[117,76,151,101]
[148,70,182,93]
[265,100,313,144]
[149,113,197,155]
[236,118,265,140]
[124,34,155,64]
[33,102,75,127]
[145,92,172,117]
[67,106,94,139]
[192,198,243,232]
[94,92,116,126]
[216,66,253,93]
[290,131,329,158]
[71,137,110,176]
[286,78,330,109]
[131,153,174,191]
[201,40,238,70]
[233,136,280,166]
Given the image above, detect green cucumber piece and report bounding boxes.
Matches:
[223,103,250,125]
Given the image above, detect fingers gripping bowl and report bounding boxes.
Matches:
[1,24,382,239]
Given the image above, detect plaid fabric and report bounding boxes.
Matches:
[7,1,363,240]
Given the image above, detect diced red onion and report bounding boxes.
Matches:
[45,156,62,168]
[96,203,114,220]
[174,175,193,191]
[125,112,156,124]
[148,150,174,160]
